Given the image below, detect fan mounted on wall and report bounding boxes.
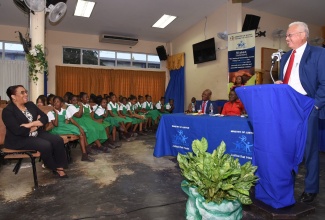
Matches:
[46,2,67,22]
[24,0,46,12]
[22,0,67,23]
[217,31,228,41]
[272,29,286,38]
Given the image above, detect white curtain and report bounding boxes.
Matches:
[0,60,29,101]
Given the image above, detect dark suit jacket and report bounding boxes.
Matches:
[195,100,213,114]
[2,101,48,149]
[279,44,325,118]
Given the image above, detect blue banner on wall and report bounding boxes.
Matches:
[228,30,256,89]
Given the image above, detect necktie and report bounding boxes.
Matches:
[283,50,296,84]
[201,101,206,112]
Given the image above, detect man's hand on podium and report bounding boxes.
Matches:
[274,80,283,84]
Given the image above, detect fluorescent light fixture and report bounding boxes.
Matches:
[152,14,177,28]
[74,0,95,18]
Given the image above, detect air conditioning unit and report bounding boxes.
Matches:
[99,34,138,46]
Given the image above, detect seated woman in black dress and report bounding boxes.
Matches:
[2,85,68,178]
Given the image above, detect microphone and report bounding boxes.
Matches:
[271,49,284,64]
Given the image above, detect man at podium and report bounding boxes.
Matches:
[276,21,325,203]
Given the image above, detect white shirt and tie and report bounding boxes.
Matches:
[201,101,208,113]
[283,42,307,95]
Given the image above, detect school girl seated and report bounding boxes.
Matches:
[93,96,120,148]
[47,96,95,162]
[66,93,110,153]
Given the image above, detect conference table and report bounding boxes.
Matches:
[153,113,254,165]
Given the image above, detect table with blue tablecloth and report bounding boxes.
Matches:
[153,113,254,165]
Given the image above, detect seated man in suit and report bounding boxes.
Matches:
[196,89,213,114]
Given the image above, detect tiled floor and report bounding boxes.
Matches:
[0,133,324,219]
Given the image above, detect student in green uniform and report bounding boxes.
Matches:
[47,96,95,162]
[118,97,134,133]
[156,96,170,116]
[107,94,131,141]
[142,95,160,130]
[136,95,148,132]
[47,94,55,106]
[166,98,175,113]
[127,95,147,136]
[67,94,109,153]
[93,97,120,148]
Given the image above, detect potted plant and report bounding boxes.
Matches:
[177,138,258,220]
[26,44,48,84]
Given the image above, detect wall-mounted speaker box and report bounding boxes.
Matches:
[242,14,261,32]
[156,45,168,60]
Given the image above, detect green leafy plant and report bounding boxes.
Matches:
[26,44,48,84]
[177,138,258,205]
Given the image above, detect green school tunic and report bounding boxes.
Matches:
[143,101,160,120]
[48,109,82,136]
[106,102,125,126]
[119,104,134,124]
[72,104,107,144]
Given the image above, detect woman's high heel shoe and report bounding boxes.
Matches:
[53,168,68,178]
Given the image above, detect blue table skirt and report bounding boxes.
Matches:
[153,113,254,165]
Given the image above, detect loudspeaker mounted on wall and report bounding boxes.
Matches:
[242,14,260,32]
[156,45,168,61]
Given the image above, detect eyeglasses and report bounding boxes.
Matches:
[19,90,28,95]
[285,32,303,38]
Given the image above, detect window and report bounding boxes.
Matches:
[132,53,146,68]
[148,55,161,69]
[3,42,25,60]
[63,47,161,69]
[117,52,131,67]
[82,49,99,65]
[100,51,115,66]
[63,48,81,64]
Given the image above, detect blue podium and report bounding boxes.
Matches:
[236,85,314,209]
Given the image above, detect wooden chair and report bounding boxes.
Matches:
[38,106,80,163]
[0,108,41,189]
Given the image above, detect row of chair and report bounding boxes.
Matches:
[0,105,79,189]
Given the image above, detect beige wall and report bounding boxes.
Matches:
[45,30,167,94]
[170,3,323,106]
[170,2,238,103]
[0,24,167,94]
[0,24,27,42]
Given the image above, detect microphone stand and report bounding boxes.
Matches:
[270,63,276,83]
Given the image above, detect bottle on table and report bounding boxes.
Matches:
[209,103,214,116]
[192,103,195,112]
